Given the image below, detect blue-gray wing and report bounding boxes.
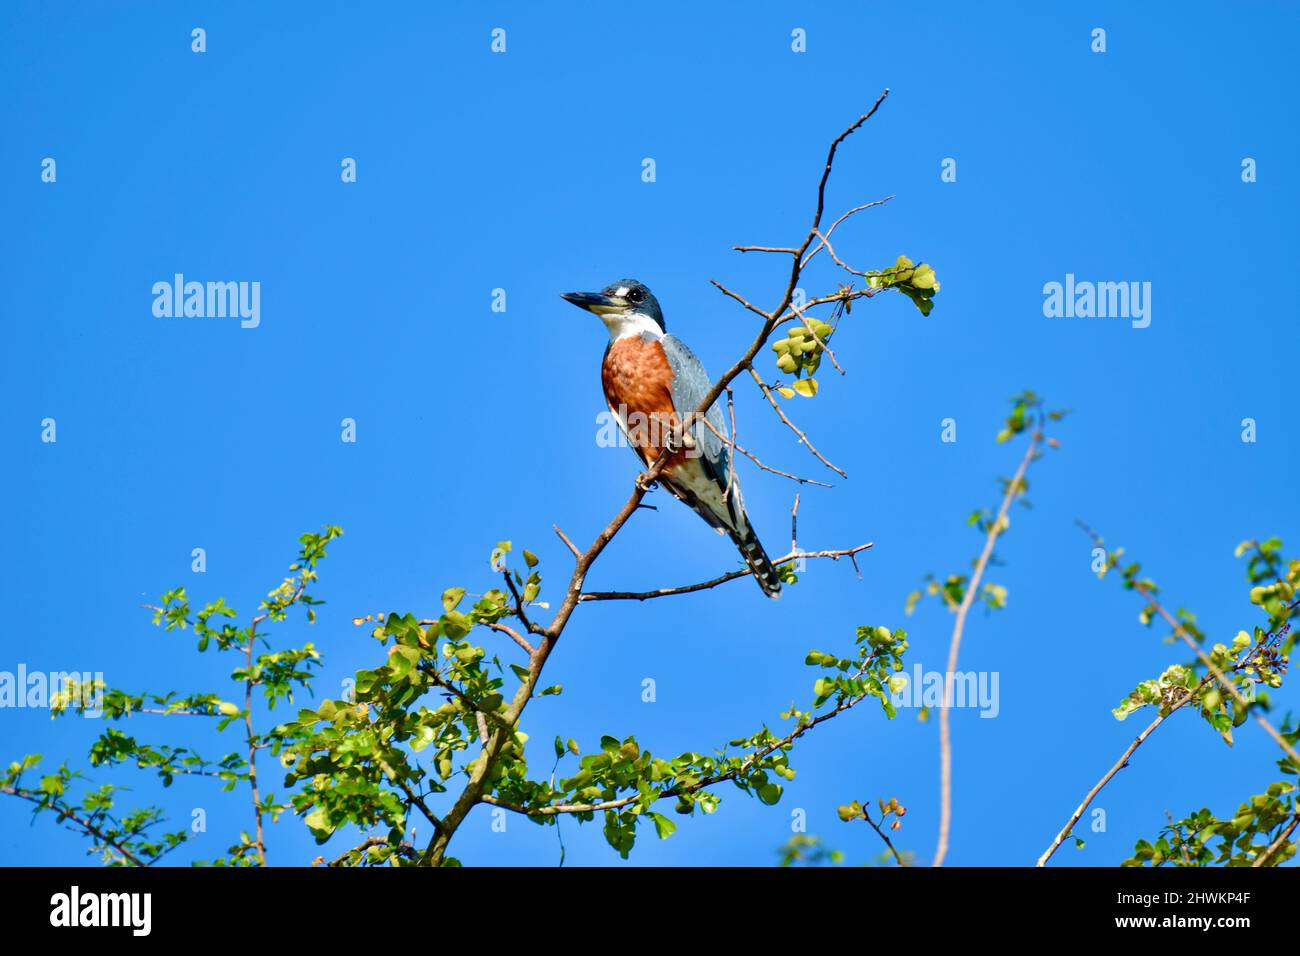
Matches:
[661,334,730,480]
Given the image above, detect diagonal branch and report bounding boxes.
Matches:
[1035,683,1206,867]
[1078,524,1300,771]
[1253,812,1300,867]
[861,807,908,867]
[800,196,895,269]
[747,364,847,477]
[1137,585,1300,769]
[699,416,832,487]
[0,785,149,867]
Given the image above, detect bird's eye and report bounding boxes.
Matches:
[628,288,644,304]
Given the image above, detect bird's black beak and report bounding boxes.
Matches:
[560,290,627,315]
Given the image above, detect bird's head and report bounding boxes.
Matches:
[561,279,665,340]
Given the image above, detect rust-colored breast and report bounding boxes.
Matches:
[601,336,684,470]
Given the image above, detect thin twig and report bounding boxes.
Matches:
[485,621,534,656]
[733,245,801,254]
[327,834,420,867]
[747,364,847,477]
[933,428,1041,867]
[791,493,801,554]
[708,278,770,321]
[579,543,871,602]
[862,809,908,866]
[553,525,582,559]
[788,295,844,375]
[1078,524,1300,771]
[699,416,832,487]
[1139,586,1300,769]
[801,196,895,269]
[0,786,149,867]
[481,654,885,819]
[812,227,868,278]
[243,622,267,866]
[502,569,545,638]
[1035,691,1201,867]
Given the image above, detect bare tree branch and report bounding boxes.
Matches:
[552,524,582,559]
[698,416,832,487]
[1035,688,1203,867]
[747,364,847,477]
[933,428,1042,867]
[800,196,895,269]
[578,543,872,603]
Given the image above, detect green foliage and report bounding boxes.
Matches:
[0,755,187,866]
[1096,537,1297,749]
[280,565,908,861]
[1085,530,1299,866]
[771,318,834,392]
[1124,773,1299,867]
[768,255,940,397]
[3,526,343,866]
[777,834,844,866]
[866,255,940,316]
[905,392,1064,619]
[5,509,909,865]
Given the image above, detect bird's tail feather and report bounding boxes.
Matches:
[732,525,782,599]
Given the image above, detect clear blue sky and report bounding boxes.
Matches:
[2,1,1297,867]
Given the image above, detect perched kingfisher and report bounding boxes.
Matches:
[561,279,782,598]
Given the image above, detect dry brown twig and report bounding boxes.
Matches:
[746,363,847,477]
[698,415,832,487]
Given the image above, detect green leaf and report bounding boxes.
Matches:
[648,811,677,839]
